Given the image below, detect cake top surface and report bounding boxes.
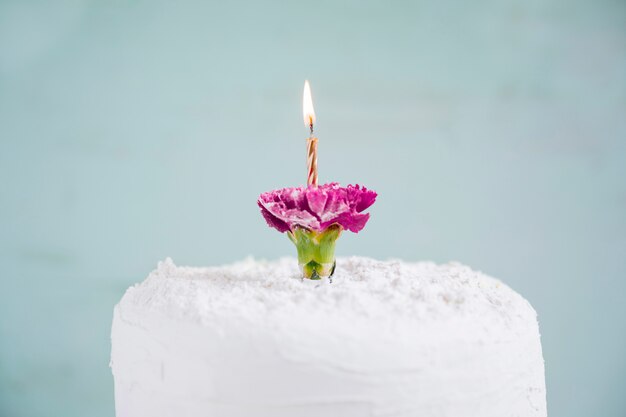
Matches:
[118,257,536,333]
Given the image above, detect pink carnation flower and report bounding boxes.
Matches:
[258,183,377,233]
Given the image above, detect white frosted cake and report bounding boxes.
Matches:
[110,257,546,417]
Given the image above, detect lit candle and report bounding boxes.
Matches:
[303,80,318,187]
[258,81,377,280]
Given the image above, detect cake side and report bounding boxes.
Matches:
[111,257,546,417]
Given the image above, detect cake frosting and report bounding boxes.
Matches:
[110,257,546,417]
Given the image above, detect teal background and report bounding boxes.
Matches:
[1,1,625,416]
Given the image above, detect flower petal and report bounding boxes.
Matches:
[305,186,327,218]
[258,182,376,234]
[258,201,290,233]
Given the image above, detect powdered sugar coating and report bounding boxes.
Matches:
[112,257,546,417]
[122,256,535,329]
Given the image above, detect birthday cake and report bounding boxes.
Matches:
[111,82,546,416]
[110,256,546,417]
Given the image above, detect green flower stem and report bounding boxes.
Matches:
[287,224,342,279]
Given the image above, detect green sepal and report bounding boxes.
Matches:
[287,224,342,279]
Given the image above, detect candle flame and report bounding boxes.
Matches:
[302,80,316,131]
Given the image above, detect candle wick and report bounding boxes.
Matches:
[307,114,314,136]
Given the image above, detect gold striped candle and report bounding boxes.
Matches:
[303,80,318,187]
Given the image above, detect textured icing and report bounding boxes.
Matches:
[111,257,546,417]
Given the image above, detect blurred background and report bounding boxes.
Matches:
[1,0,624,416]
